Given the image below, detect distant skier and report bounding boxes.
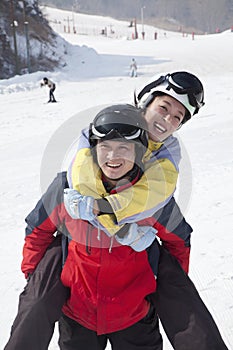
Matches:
[130,58,137,77]
[40,77,57,103]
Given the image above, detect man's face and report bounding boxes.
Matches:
[96,139,135,182]
[144,95,186,142]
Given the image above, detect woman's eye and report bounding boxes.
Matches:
[159,105,167,111]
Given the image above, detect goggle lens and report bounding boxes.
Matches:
[167,73,204,109]
[92,123,142,140]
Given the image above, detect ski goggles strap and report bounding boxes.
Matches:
[137,75,166,101]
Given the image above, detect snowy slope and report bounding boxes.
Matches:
[0,6,233,349]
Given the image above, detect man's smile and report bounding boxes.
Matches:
[106,162,122,168]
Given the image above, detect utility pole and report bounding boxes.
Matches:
[64,17,71,33]
[10,0,19,75]
[72,5,76,33]
[141,6,145,40]
[72,1,79,34]
[134,18,138,39]
[22,0,30,73]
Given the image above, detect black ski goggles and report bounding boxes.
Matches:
[137,72,205,113]
[91,123,142,141]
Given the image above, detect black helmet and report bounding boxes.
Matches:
[43,77,48,83]
[136,71,205,123]
[89,104,148,149]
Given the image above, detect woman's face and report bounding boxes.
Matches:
[96,139,135,183]
[144,95,186,142]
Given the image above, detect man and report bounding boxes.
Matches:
[40,77,57,103]
[14,105,163,349]
[130,58,137,77]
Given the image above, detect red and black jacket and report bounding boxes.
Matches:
[22,171,192,334]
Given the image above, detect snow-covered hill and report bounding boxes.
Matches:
[0,7,232,349]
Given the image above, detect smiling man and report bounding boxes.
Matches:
[96,139,136,183]
[20,104,164,350]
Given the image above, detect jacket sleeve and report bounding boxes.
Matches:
[105,158,177,225]
[21,172,67,277]
[47,79,54,88]
[153,197,192,273]
[136,197,192,273]
[104,136,181,225]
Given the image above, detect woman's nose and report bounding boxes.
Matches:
[162,114,172,122]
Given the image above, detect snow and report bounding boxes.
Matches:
[1,6,233,349]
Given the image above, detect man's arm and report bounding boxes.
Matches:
[129,196,192,273]
[21,172,67,278]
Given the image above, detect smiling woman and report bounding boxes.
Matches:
[136,72,204,124]
[134,71,204,142]
[144,95,186,141]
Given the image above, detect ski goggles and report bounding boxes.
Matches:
[91,123,142,141]
[137,72,205,112]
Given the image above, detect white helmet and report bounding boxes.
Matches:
[136,71,205,123]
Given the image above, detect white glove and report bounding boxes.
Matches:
[115,223,157,252]
[64,188,95,221]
